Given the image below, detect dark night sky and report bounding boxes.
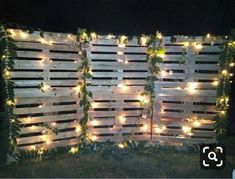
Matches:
[1,0,235,35]
[1,0,235,133]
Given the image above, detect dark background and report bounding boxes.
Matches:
[0,0,235,133]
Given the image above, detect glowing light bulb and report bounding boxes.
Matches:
[118,43,126,48]
[195,43,203,50]
[230,63,234,67]
[155,127,162,133]
[70,147,78,154]
[124,59,128,64]
[6,100,14,106]
[90,32,97,40]
[7,29,16,37]
[118,143,125,148]
[31,145,36,150]
[51,122,57,126]
[119,116,126,123]
[120,35,127,43]
[117,51,124,55]
[140,36,147,46]
[142,113,147,119]
[160,70,167,76]
[184,42,190,48]
[220,111,226,115]
[107,34,115,39]
[4,70,10,78]
[192,120,201,127]
[182,126,192,133]
[39,38,47,44]
[90,135,97,141]
[156,32,163,39]
[75,125,81,133]
[212,81,218,86]
[187,82,198,93]
[75,84,81,92]
[142,123,149,131]
[221,70,228,76]
[38,104,44,108]
[41,84,50,92]
[206,33,211,38]
[19,31,28,39]
[90,120,100,126]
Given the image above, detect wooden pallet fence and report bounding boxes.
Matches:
[9,30,224,150]
[11,30,81,150]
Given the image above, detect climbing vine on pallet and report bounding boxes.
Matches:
[138,32,165,139]
[0,25,20,154]
[76,28,94,141]
[214,30,235,143]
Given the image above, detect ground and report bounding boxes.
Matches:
[0,137,235,178]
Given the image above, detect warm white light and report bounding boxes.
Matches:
[140,36,147,46]
[138,95,149,104]
[107,34,115,39]
[221,70,228,76]
[156,32,163,39]
[184,42,190,48]
[118,143,125,149]
[74,84,81,92]
[182,126,192,133]
[142,123,149,131]
[31,145,36,150]
[90,120,100,126]
[141,113,148,119]
[206,33,211,38]
[90,32,97,40]
[118,43,126,48]
[220,111,226,115]
[90,135,98,141]
[230,63,234,67]
[192,120,201,127]
[160,70,167,76]
[7,29,16,36]
[119,115,126,123]
[120,35,127,43]
[195,43,203,50]
[117,51,124,55]
[38,104,44,108]
[117,83,128,90]
[51,122,57,126]
[75,125,81,133]
[212,81,218,86]
[19,31,28,39]
[155,127,162,133]
[70,147,78,154]
[41,84,50,91]
[124,59,128,64]
[187,82,198,93]
[169,70,173,76]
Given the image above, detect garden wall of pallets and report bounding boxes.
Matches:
[10,30,224,150]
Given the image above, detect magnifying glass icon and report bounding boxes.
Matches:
[208,151,218,162]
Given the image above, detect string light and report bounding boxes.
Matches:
[120,35,127,44]
[142,123,149,131]
[118,143,125,149]
[141,113,147,119]
[140,36,147,46]
[74,84,81,92]
[51,122,57,126]
[182,126,192,133]
[75,125,81,133]
[221,70,228,76]
[118,43,126,48]
[107,34,115,39]
[229,62,234,67]
[90,134,98,141]
[31,145,36,150]
[117,83,128,90]
[212,80,218,86]
[119,115,126,123]
[156,32,163,39]
[187,82,198,93]
[90,32,97,40]
[4,69,10,79]
[90,120,100,126]
[40,84,50,92]
[7,29,16,37]
[38,104,44,108]
[160,70,167,76]
[183,42,190,48]
[206,33,211,38]
[192,120,201,127]
[138,94,149,104]
[6,100,14,106]
[117,51,124,55]
[19,31,28,39]
[220,111,226,115]
[195,43,203,50]
[70,147,79,154]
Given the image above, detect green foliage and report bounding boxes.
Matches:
[214,29,235,143]
[0,24,19,157]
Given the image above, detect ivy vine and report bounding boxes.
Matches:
[0,25,20,157]
[214,30,235,143]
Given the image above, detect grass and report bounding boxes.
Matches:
[0,137,235,178]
